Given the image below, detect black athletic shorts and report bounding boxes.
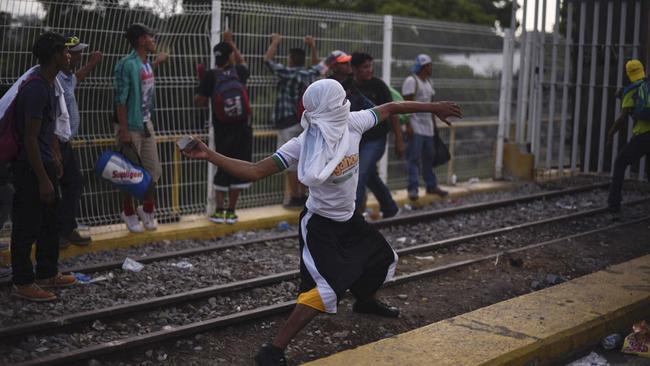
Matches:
[212,122,253,191]
[298,209,398,313]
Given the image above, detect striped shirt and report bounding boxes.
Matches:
[265,60,326,129]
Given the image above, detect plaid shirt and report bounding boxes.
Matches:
[265,60,325,129]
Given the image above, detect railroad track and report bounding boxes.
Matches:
[3,196,648,366]
[0,182,610,289]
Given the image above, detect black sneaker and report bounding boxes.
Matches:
[254,343,287,366]
[353,299,400,318]
[607,205,622,221]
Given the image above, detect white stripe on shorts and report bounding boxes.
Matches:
[300,211,338,313]
[384,247,399,284]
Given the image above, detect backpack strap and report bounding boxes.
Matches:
[411,74,419,97]
[11,72,46,116]
[622,79,645,96]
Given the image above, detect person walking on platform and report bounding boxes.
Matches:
[114,23,167,233]
[349,52,405,218]
[402,54,449,201]
[56,34,102,248]
[195,31,251,224]
[264,33,326,209]
[10,32,76,301]
[607,59,650,213]
[181,79,462,366]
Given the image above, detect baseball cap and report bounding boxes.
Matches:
[412,54,432,74]
[64,34,89,52]
[125,23,155,43]
[325,50,351,66]
[626,59,645,82]
[213,42,233,66]
[32,31,66,61]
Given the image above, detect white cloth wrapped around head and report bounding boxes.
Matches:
[297,79,351,187]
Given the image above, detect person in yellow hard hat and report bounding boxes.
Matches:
[607,59,650,213]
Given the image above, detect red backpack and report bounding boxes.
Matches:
[212,68,251,123]
[0,73,45,163]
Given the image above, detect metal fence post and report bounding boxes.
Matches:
[597,2,614,173]
[207,0,221,215]
[583,1,600,173]
[571,1,587,174]
[532,0,547,168]
[379,14,393,183]
[632,0,645,180]
[558,1,574,176]
[611,1,627,176]
[546,0,561,171]
[516,0,530,144]
[495,28,514,179]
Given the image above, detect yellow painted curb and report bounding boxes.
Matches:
[0,181,515,266]
[306,255,650,366]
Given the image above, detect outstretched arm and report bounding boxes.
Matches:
[305,36,319,65]
[375,101,462,125]
[223,30,245,65]
[264,33,281,62]
[183,138,281,181]
[75,51,102,82]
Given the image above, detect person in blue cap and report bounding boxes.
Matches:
[402,54,450,201]
[56,34,103,248]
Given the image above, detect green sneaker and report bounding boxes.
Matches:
[225,210,238,224]
[209,210,226,224]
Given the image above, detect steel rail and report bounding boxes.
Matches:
[3,196,644,341]
[13,213,650,366]
[0,183,610,288]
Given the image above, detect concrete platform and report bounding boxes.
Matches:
[0,181,513,265]
[307,255,650,366]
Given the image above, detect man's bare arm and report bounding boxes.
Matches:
[375,101,462,125]
[75,51,102,82]
[264,33,281,62]
[183,139,281,181]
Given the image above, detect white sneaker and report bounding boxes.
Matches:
[136,206,157,231]
[121,211,144,233]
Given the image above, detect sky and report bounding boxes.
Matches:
[5,0,562,31]
[1,0,182,19]
[517,0,560,33]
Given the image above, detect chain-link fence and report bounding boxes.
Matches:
[1,0,504,233]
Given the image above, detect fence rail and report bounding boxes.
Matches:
[1,0,504,233]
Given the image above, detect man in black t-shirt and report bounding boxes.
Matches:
[349,52,405,219]
[195,31,251,225]
[326,50,353,93]
[11,32,77,301]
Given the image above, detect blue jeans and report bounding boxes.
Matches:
[407,133,439,192]
[356,137,398,217]
[57,142,83,236]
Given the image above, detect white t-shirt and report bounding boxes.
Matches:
[401,75,436,137]
[273,109,379,222]
[141,62,155,122]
